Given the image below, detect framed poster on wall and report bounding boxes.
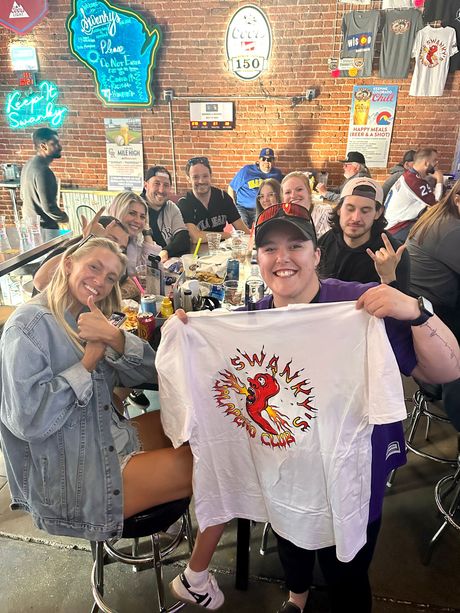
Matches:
[346,85,398,168]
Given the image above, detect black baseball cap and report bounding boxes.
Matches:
[401,150,416,165]
[145,166,172,182]
[339,151,366,165]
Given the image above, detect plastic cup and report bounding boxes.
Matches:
[223,280,242,308]
[135,265,147,289]
[25,215,42,245]
[206,232,222,256]
[181,254,198,278]
[232,244,247,263]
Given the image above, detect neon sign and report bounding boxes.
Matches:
[66,0,162,107]
[5,80,68,130]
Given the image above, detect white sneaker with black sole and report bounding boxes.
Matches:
[128,390,150,409]
[170,572,224,610]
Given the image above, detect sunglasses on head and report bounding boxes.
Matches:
[260,156,273,162]
[187,156,210,167]
[256,202,317,240]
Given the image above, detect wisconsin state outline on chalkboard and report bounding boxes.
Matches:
[66,0,161,107]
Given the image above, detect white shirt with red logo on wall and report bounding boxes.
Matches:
[382,0,412,8]
[157,303,406,562]
[409,25,458,96]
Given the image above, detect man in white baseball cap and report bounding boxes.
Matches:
[318,177,410,291]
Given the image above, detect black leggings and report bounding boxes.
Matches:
[275,517,382,613]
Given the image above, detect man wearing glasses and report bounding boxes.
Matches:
[178,157,250,244]
[228,147,283,227]
[316,151,371,203]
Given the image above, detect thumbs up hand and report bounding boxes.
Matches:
[78,296,112,342]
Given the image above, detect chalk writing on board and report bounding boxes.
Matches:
[66,0,161,107]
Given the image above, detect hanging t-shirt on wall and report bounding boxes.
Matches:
[382,0,413,8]
[409,25,458,95]
[423,0,460,72]
[380,9,424,77]
[341,10,380,77]
[157,302,407,563]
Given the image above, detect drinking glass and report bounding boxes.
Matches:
[223,280,242,309]
[16,218,31,249]
[0,215,11,252]
[135,264,147,289]
[231,244,247,264]
[25,215,42,245]
[181,254,198,278]
[207,232,221,256]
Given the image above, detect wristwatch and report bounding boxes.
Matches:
[407,296,434,326]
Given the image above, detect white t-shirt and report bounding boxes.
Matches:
[409,25,458,96]
[157,303,406,562]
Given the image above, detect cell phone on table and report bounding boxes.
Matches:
[108,311,127,327]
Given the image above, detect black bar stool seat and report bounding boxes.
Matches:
[91,497,194,613]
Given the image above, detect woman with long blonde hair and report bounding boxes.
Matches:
[109,190,162,276]
[0,237,193,540]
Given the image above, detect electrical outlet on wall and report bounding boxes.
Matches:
[163,89,174,102]
[306,88,317,101]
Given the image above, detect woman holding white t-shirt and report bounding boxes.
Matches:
[165,202,460,613]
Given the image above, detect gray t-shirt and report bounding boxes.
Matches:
[341,10,380,77]
[380,9,424,78]
[20,155,69,229]
[408,218,460,308]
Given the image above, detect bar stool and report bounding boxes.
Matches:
[91,498,194,613]
[405,388,457,464]
[424,437,460,564]
[387,385,457,487]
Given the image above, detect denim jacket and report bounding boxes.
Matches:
[0,295,156,541]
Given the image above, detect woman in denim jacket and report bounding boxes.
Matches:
[0,237,192,542]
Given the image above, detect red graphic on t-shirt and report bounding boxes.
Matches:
[213,347,316,449]
[426,44,438,64]
[419,38,448,67]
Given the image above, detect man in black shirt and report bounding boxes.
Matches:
[142,166,190,261]
[318,177,410,291]
[178,157,249,244]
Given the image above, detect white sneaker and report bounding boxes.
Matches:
[170,572,224,610]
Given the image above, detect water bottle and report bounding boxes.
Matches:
[146,254,165,296]
[245,253,264,309]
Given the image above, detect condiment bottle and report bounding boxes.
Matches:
[160,296,174,318]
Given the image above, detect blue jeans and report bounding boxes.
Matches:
[236,204,255,228]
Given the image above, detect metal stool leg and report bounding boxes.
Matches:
[91,541,111,613]
[424,462,460,564]
[184,509,195,553]
[260,522,272,555]
[152,533,167,613]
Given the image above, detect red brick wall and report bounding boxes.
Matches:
[0,0,459,220]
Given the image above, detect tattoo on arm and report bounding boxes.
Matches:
[422,321,460,372]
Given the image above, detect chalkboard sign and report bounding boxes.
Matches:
[67,0,161,107]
